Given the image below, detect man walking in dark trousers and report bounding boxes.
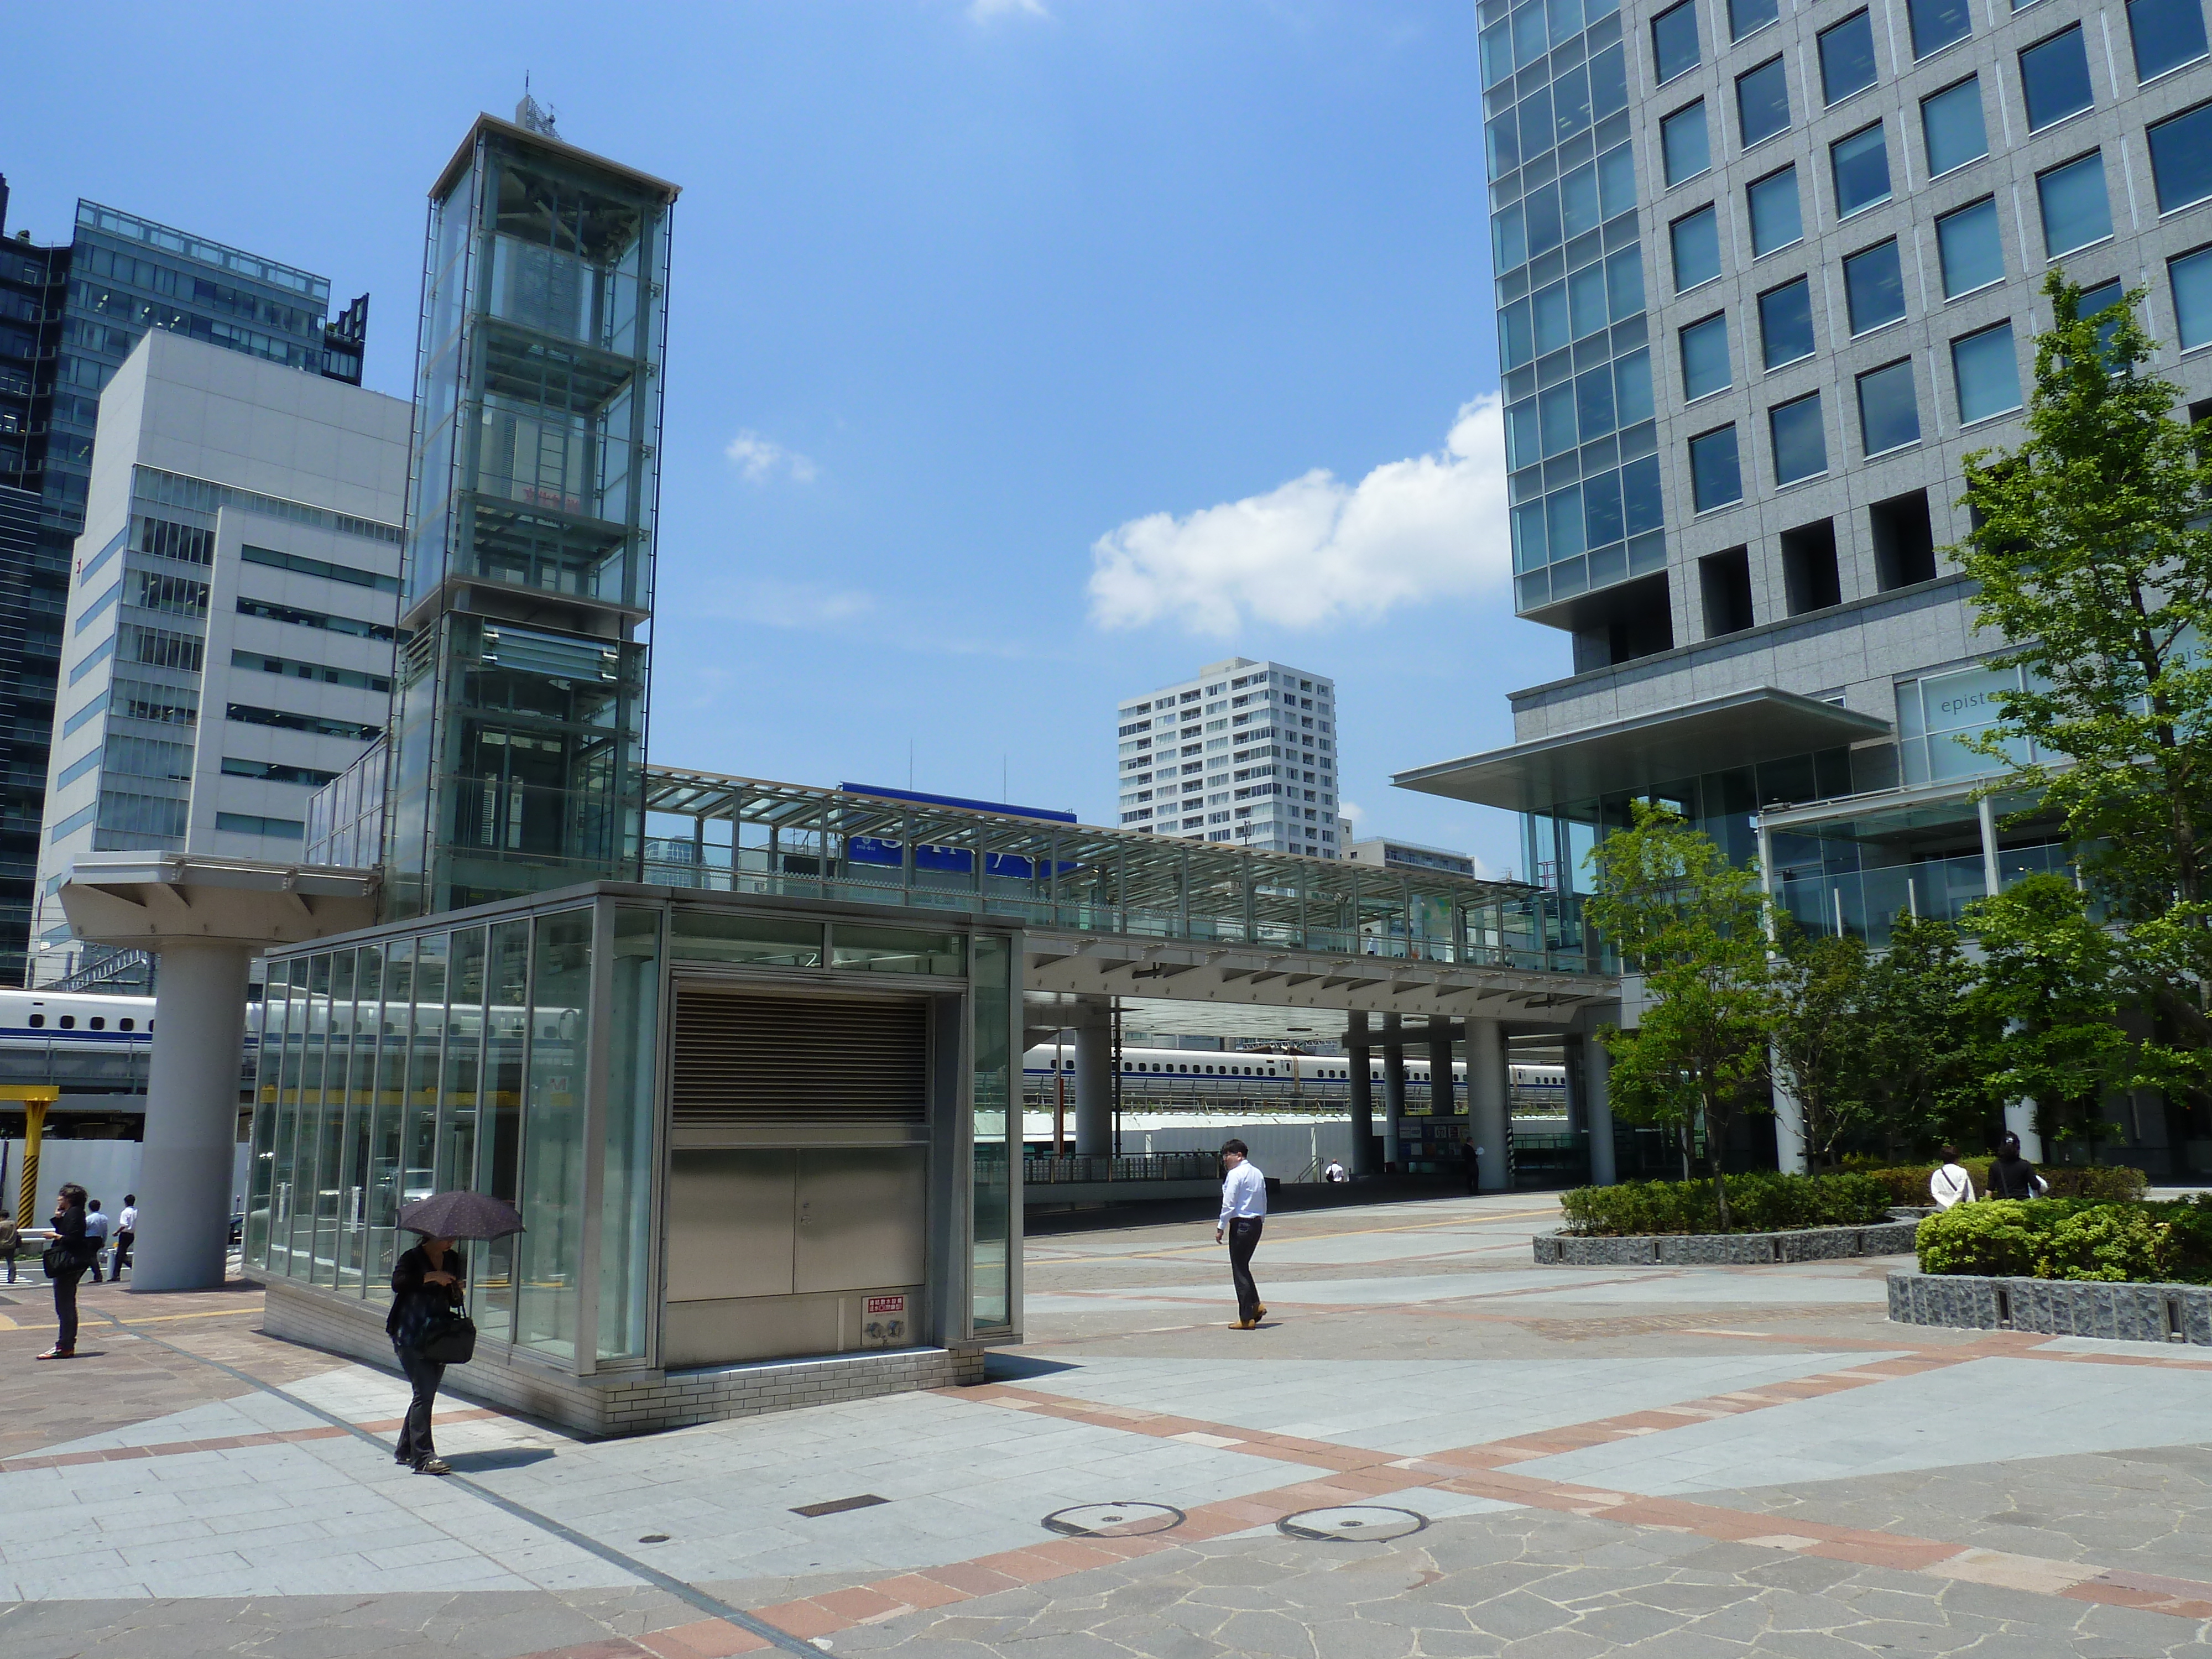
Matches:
[1216,1139,1267,1329]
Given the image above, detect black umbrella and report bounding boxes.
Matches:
[398,1191,526,1240]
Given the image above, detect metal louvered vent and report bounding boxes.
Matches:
[672,987,928,1125]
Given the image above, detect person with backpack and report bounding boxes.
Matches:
[387,1232,465,1474]
[38,1183,96,1359]
[1986,1133,2048,1201]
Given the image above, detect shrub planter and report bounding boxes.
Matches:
[1887,1269,2212,1344]
[1534,1217,1922,1266]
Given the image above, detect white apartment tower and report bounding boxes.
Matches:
[1115,657,1340,856]
[32,331,410,975]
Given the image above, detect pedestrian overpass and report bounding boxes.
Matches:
[640,769,1622,1187]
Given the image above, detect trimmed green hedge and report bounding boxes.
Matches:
[1854,1162,2147,1206]
[1559,1171,1895,1236]
[1916,1196,2212,1284]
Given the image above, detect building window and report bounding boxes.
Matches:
[1653,0,1701,84]
[1844,239,1907,333]
[2172,246,2212,348]
[1908,0,1972,58]
[1681,314,1733,399]
[1738,58,1791,147]
[2148,104,2212,213]
[2037,153,2113,256]
[1663,102,1712,185]
[1770,394,1827,484]
[1760,276,1816,367]
[1921,77,1988,175]
[2020,27,2094,131]
[1819,12,1879,103]
[2130,0,2210,81]
[2074,277,2128,362]
[1857,359,1921,453]
[1730,0,1778,39]
[1936,198,2005,297]
[1747,165,1803,255]
[1831,123,1892,217]
[1672,206,1721,291]
[1952,324,2023,422]
[1689,425,1744,510]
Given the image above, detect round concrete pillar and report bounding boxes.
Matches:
[1381,1015,1406,1168]
[130,941,253,1292]
[1347,1011,1377,1175]
[1427,1017,1455,1120]
[1771,1055,1809,1174]
[1468,1018,1509,1192]
[1582,1034,1616,1186]
[1072,999,1114,1157]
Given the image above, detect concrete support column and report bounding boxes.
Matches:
[1427,1016,1456,1122]
[132,941,253,1292]
[2005,1099,2044,1162]
[1583,1033,1616,1186]
[1468,1018,1509,1192]
[1347,1011,1378,1176]
[1072,998,1114,1157]
[1382,1014,1406,1168]
[1771,1057,1808,1174]
[18,1095,48,1232]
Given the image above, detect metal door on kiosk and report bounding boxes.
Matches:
[662,985,931,1366]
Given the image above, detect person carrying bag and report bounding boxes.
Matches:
[387,1232,470,1474]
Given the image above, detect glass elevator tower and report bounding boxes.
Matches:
[385,111,677,917]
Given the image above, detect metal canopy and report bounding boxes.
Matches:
[639,765,1603,986]
[1392,687,1893,815]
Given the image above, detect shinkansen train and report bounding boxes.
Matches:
[1022,1041,1567,1110]
[0,988,160,1040]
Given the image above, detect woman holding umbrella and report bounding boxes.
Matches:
[387,1190,524,1477]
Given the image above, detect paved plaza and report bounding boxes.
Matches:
[7,1193,2212,1656]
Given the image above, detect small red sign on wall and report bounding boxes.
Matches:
[866,1295,907,1316]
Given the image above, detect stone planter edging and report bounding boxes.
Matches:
[1887,1269,2212,1344]
[1533,1217,1922,1266]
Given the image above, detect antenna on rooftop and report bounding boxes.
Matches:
[517,73,560,138]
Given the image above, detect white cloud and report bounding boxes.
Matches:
[1086,395,1511,635]
[1339,800,1368,829]
[713,578,873,629]
[725,429,819,484]
[968,0,1048,18]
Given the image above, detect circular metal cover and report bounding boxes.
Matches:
[1276,1505,1428,1542]
[1042,1502,1186,1537]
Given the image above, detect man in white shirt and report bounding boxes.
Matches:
[1215,1140,1268,1329]
[84,1200,111,1284]
[1929,1149,1975,1211]
[1322,1159,1348,1183]
[114,1194,138,1281]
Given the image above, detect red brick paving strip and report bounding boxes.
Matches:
[0,1406,503,1474]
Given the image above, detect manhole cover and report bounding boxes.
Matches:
[1042,1502,1186,1537]
[1276,1505,1428,1542]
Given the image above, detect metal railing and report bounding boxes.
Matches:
[1024,1152,1222,1184]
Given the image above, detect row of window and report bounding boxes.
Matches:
[1653,0,2201,103]
[20,1012,142,1030]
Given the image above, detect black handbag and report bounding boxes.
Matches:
[41,1241,70,1279]
[417,1306,478,1365]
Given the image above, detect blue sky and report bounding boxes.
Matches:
[8,0,1569,875]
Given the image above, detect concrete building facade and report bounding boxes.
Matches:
[1117,656,1340,857]
[32,330,409,975]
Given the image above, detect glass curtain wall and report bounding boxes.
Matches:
[242,905,631,1364]
[385,122,674,919]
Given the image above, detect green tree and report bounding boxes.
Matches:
[1965,874,2176,1156]
[1958,270,2212,1074]
[1858,911,1984,1156]
[1583,803,1773,1228]
[1768,928,1870,1171]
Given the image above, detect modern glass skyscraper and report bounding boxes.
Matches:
[1404,0,2212,1176]
[382,113,676,917]
[0,182,365,984]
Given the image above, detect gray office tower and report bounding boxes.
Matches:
[0,178,366,985]
[1401,0,2212,1177]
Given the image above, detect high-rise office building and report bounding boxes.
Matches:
[381,110,676,917]
[1117,657,1339,855]
[29,330,410,981]
[0,179,367,983]
[1400,0,2212,1172]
